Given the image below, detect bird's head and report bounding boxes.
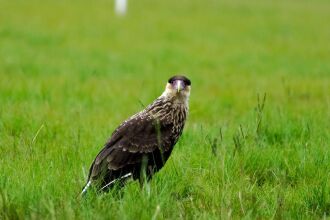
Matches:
[162,75,191,103]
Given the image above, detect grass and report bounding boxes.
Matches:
[1,0,330,219]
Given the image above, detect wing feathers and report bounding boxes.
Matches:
[88,114,174,182]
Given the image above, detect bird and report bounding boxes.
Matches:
[80,75,191,195]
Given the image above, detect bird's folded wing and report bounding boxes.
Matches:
[89,116,173,179]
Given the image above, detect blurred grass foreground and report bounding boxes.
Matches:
[0,0,330,219]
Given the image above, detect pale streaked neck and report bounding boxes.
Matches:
[160,93,189,107]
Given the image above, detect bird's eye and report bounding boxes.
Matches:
[168,79,174,84]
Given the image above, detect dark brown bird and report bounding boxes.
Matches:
[81,75,191,195]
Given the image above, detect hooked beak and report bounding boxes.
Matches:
[176,80,183,93]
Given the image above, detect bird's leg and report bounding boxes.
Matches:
[139,155,149,188]
[148,165,154,179]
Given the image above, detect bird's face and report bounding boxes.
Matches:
[163,75,191,102]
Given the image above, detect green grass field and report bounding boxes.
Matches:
[1,0,330,219]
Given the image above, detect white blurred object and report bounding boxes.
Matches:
[115,0,127,16]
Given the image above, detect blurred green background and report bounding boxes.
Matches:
[0,0,330,219]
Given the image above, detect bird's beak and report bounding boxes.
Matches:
[176,81,183,93]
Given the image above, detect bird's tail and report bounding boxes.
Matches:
[79,180,91,197]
